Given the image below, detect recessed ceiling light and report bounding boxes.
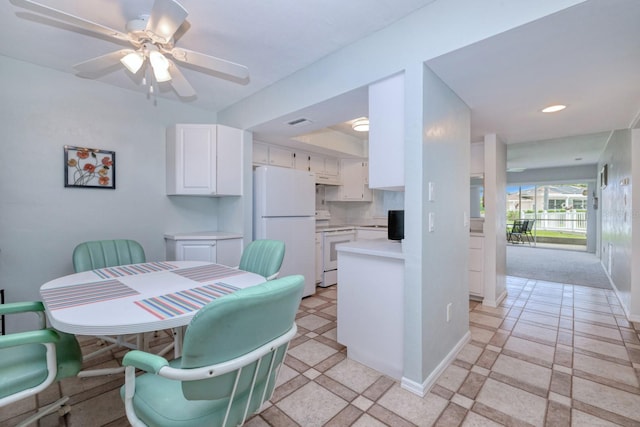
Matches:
[542,104,567,113]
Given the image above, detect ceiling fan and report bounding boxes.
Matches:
[10,0,250,98]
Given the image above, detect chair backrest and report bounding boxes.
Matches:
[526,219,535,232]
[72,240,146,273]
[179,275,304,420]
[238,239,285,280]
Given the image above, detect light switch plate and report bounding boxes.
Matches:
[428,182,435,202]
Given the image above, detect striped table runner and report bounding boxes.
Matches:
[135,282,240,320]
[170,263,245,282]
[41,279,139,310]
[92,262,178,279]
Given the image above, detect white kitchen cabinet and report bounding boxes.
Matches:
[267,146,294,168]
[368,73,405,191]
[165,232,243,267]
[294,152,309,171]
[325,159,371,201]
[167,124,242,196]
[469,234,484,297]
[310,154,341,185]
[253,142,269,165]
[471,142,485,175]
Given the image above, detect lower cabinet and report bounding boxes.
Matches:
[469,235,484,298]
[165,233,243,267]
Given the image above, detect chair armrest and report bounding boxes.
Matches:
[0,301,45,316]
[122,350,170,374]
[0,328,59,349]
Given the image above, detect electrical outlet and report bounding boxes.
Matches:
[429,212,435,232]
[446,303,452,322]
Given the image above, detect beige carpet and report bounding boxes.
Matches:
[507,245,612,289]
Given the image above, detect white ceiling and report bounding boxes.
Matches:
[2,0,640,170]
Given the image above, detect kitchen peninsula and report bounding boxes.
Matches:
[336,239,404,379]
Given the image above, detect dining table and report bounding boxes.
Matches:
[40,261,267,375]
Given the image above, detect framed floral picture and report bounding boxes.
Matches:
[64,145,116,189]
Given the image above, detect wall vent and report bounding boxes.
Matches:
[287,118,313,127]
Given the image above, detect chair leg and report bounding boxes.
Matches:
[16,396,71,427]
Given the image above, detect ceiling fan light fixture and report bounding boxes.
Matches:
[149,50,172,82]
[153,66,172,82]
[352,118,370,132]
[120,51,144,74]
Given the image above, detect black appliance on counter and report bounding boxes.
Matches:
[388,210,404,241]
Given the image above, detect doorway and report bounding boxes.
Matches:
[506,183,588,250]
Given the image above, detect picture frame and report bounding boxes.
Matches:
[600,164,608,189]
[64,145,116,189]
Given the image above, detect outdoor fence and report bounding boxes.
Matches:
[520,211,587,234]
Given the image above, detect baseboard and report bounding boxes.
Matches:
[400,330,471,397]
[482,289,508,308]
[600,261,636,321]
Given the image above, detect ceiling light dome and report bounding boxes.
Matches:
[352,118,370,132]
[542,104,567,113]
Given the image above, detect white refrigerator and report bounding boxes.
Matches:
[254,166,316,297]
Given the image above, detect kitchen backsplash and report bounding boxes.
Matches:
[316,185,404,225]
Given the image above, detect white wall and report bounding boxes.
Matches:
[0,56,219,330]
[401,64,471,392]
[599,129,633,315]
[483,134,507,307]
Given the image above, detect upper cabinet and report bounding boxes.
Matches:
[310,154,341,185]
[471,142,485,175]
[253,141,341,185]
[267,146,295,168]
[368,73,405,191]
[167,124,242,196]
[326,159,372,201]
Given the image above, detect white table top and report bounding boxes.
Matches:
[40,261,266,336]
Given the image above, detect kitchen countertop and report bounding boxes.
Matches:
[164,231,243,240]
[316,224,388,232]
[336,239,404,260]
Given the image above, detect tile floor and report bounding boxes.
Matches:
[3,277,640,426]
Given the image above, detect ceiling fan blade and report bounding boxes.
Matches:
[9,0,131,42]
[167,60,196,98]
[146,0,188,44]
[170,47,249,84]
[74,49,134,77]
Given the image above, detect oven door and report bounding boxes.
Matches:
[323,230,356,272]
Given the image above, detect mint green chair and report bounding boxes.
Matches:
[72,239,146,273]
[238,239,285,280]
[0,301,82,426]
[121,275,304,427]
[72,239,148,359]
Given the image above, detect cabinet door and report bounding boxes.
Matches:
[324,158,340,176]
[167,125,217,195]
[294,152,310,171]
[309,155,325,174]
[339,159,371,201]
[369,74,404,190]
[216,125,243,196]
[177,241,216,262]
[253,142,269,165]
[268,146,294,168]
